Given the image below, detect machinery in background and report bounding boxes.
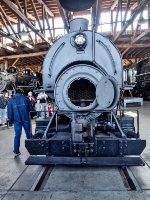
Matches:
[133,58,150,100]
[0,66,42,94]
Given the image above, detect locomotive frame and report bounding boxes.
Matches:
[25,109,146,166]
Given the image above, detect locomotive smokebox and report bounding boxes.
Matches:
[70,18,89,32]
[43,18,122,117]
[59,0,96,12]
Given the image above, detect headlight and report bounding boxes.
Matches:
[74,34,86,46]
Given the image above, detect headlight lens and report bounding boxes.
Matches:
[74,34,86,45]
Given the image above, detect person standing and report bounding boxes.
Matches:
[37,92,48,119]
[28,91,36,107]
[7,88,33,158]
[0,92,8,126]
[35,99,42,118]
[4,92,10,125]
[28,91,36,118]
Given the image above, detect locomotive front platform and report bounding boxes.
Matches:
[0,102,150,200]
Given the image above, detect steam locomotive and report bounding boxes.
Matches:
[0,67,42,94]
[25,16,146,166]
[134,58,150,100]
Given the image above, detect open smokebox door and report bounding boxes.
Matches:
[59,0,96,11]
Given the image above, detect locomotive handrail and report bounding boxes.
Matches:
[111,112,126,138]
[42,109,58,139]
[29,108,140,139]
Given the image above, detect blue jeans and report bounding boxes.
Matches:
[14,121,31,154]
[0,108,7,124]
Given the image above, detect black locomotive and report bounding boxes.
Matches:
[134,58,150,100]
[0,67,42,94]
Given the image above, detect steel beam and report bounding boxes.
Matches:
[56,0,69,33]
[122,0,131,25]
[92,0,102,31]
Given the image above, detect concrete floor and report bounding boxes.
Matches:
[0,102,150,200]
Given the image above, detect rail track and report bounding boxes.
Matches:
[12,164,143,192]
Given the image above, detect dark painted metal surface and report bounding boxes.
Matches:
[59,0,96,12]
[26,17,146,166]
[25,137,146,156]
[25,156,145,166]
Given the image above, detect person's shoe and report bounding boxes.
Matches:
[14,152,21,158]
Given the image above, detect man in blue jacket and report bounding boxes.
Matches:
[8,89,33,158]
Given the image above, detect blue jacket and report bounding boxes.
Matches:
[8,93,33,123]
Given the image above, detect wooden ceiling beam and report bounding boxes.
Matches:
[0,12,18,47]
[44,9,53,41]
[15,0,35,45]
[132,29,150,43]
[14,0,36,21]
[114,0,148,42]
[0,5,20,39]
[0,13,11,34]
[7,16,18,23]
[117,43,150,48]
[130,2,138,10]
[37,0,54,17]
[11,58,20,66]
[111,0,119,10]
[2,0,50,44]
[30,0,44,34]
[122,29,150,56]
[123,53,150,59]
[135,48,149,57]
[0,42,17,52]
[23,0,27,17]
[0,29,34,49]
[0,51,47,60]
